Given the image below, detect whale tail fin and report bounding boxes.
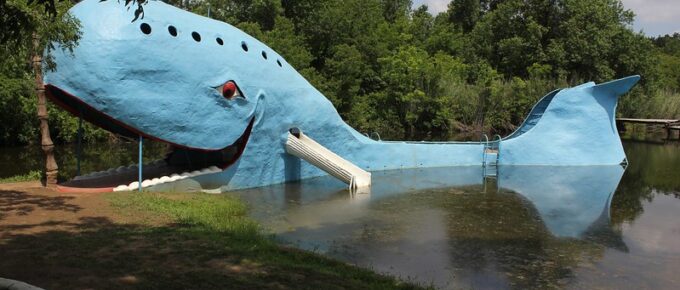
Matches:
[499,75,640,166]
[592,75,641,96]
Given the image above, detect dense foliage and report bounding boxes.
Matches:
[1,0,679,145]
[175,0,679,139]
[0,0,97,146]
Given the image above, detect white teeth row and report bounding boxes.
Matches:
[112,166,222,192]
[74,160,167,181]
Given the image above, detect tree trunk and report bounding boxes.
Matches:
[32,33,59,187]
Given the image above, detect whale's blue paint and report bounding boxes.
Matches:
[44,0,640,192]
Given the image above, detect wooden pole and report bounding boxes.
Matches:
[32,33,59,187]
[76,115,82,176]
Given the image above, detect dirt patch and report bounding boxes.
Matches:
[1,182,115,236]
[0,182,168,237]
[0,182,175,289]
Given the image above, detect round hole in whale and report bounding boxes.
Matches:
[261,51,268,59]
[168,25,177,37]
[277,59,282,67]
[216,37,224,45]
[140,23,151,35]
[241,41,248,52]
[192,31,201,42]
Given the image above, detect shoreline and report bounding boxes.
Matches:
[0,181,425,289]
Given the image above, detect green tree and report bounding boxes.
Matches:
[0,0,80,184]
[381,0,412,23]
[324,44,370,115]
[196,0,281,30]
[557,0,637,80]
[653,33,680,57]
[447,0,483,33]
[651,34,680,91]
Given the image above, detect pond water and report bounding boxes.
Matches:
[1,139,678,289]
[229,140,680,289]
[0,141,168,181]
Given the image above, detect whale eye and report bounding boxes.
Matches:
[219,81,242,100]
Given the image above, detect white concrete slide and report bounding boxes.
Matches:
[286,129,371,191]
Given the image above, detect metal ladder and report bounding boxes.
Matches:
[482,134,501,177]
[481,134,502,193]
[363,132,382,141]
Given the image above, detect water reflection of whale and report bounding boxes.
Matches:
[239,165,625,242]
[236,166,483,230]
[499,166,625,242]
[234,166,627,288]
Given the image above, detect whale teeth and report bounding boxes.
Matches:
[113,185,129,192]
[112,167,223,192]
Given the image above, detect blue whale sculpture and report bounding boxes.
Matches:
[45,0,639,192]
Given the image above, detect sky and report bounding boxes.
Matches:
[411,0,680,36]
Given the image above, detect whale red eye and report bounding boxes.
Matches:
[221,81,240,99]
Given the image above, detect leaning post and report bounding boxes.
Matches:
[32,33,59,186]
[76,115,83,176]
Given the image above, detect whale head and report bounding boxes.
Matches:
[44,0,292,153]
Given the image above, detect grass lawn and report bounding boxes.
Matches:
[0,170,41,184]
[0,184,426,289]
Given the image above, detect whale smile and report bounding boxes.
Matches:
[45,84,255,192]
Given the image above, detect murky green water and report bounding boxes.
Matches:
[230,140,680,289]
[1,139,678,289]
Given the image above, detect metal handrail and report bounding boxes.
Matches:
[480,134,489,166]
[493,134,502,165]
[480,134,489,144]
[370,132,382,141]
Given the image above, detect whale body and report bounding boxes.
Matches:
[44,0,639,192]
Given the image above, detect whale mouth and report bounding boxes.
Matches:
[44,84,254,192]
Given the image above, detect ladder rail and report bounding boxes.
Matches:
[493,134,502,165]
[481,134,489,166]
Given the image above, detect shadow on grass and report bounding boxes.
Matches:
[0,198,422,290]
